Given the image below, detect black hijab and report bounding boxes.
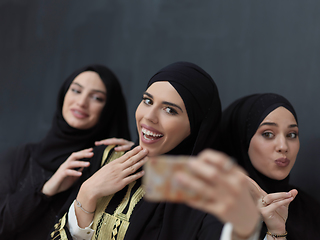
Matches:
[218,93,320,240]
[56,62,224,240]
[145,61,222,156]
[35,64,131,172]
[218,93,297,193]
[122,62,223,240]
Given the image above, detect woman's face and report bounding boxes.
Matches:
[248,107,300,180]
[135,81,191,157]
[62,71,107,129]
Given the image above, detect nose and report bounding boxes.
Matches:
[76,94,88,108]
[144,106,158,124]
[275,135,288,153]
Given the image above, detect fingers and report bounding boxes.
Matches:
[289,189,298,199]
[67,148,94,162]
[262,197,294,213]
[114,143,135,152]
[119,146,148,164]
[262,192,292,206]
[95,138,134,149]
[66,160,90,169]
[65,169,83,177]
[174,169,215,201]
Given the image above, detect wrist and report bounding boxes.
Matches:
[266,231,287,240]
[41,180,54,197]
[233,209,260,238]
[232,218,262,240]
[78,182,98,212]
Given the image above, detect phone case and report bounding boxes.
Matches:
[143,155,197,202]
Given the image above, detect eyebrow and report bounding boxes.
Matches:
[259,122,298,128]
[72,82,106,95]
[143,92,184,112]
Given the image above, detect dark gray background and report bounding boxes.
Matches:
[1,0,320,202]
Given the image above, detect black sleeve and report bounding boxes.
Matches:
[0,145,52,238]
[197,214,224,240]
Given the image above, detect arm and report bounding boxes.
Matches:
[73,146,148,228]
[172,149,261,239]
[0,147,92,237]
[246,177,298,240]
[0,158,51,237]
[42,148,93,196]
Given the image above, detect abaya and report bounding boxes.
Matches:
[218,93,320,240]
[0,64,131,240]
[50,62,224,240]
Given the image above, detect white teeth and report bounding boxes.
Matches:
[142,128,163,137]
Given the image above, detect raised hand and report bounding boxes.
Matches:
[173,149,260,239]
[95,138,134,152]
[247,177,298,236]
[74,146,148,228]
[41,148,93,197]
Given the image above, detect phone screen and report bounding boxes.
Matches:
[143,155,196,202]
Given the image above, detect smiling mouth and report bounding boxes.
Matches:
[71,109,88,118]
[142,128,163,141]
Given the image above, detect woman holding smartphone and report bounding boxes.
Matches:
[50,62,261,240]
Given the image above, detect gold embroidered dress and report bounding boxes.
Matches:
[51,145,145,240]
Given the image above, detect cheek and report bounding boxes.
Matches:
[92,103,105,120]
[290,141,300,160]
[62,95,71,119]
[135,104,143,126]
[167,119,190,143]
[248,140,267,167]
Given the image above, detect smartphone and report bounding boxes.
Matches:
[143,155,198,202]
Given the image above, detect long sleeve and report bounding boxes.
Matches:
[0,146,52,238]
[67,200,94,240]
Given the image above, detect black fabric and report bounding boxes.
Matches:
[0,64,131,239]
[36,64,131,172]
[52,61,224,240]
[147,61,221,156]
[218,93,320,240]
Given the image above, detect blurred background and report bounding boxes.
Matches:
[1,0,320,202]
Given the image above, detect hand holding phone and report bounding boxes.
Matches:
[143,155,199,202]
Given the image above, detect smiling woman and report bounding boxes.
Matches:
[136,82,191,156]
[62,71,107,130]
[0,64,131,240]
[50,62,261,240]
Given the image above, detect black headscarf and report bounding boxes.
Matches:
[218,93,297,193]
[145,61,222,156]
[218,93,320,240]
[53,62,224,240]
[35,64,131,171]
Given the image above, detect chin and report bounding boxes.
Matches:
[271,172,290,181]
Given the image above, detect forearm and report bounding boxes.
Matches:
[74,182,98,228]
[0,182,51,236]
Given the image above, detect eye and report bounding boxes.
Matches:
[142,97,153,106]
[91,95,105,103]
[164,107,178,115]
[262,131,274,139]
[287,132,298,139]
[71,88,81,94]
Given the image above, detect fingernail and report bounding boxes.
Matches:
[286,192,292,197]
